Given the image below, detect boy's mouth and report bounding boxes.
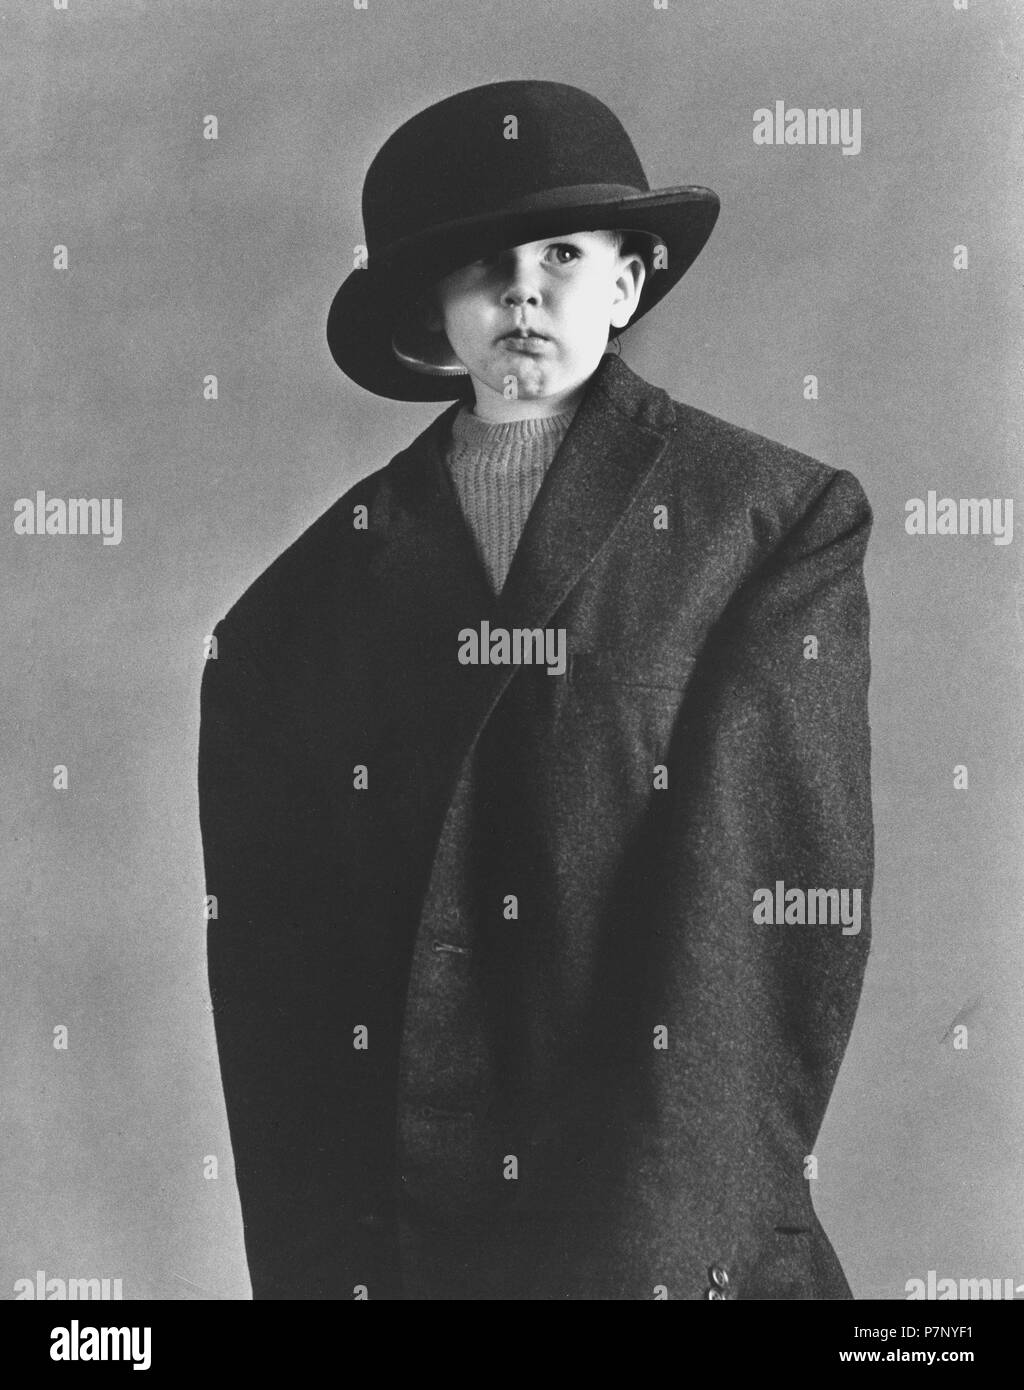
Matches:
[497,330,552,353]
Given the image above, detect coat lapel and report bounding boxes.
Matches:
[492,354,675,638]
[367,400,496,635]
[368,354,676,767]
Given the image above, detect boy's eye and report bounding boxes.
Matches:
[546,244,582,265]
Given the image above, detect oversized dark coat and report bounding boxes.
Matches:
[198,353,873,1301]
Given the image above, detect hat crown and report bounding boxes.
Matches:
[362,81,649,258]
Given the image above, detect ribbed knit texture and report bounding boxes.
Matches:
[444,406,576,594]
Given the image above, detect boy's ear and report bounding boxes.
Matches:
[609,251,646,331]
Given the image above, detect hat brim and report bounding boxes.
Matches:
[326,186,720,401]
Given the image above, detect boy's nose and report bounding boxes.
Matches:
[497,251,541,307]
[501,285,540,308]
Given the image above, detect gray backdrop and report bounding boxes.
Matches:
[3,0,1021,1300]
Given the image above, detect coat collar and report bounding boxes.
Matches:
[371,353,674,625]
[366,353,676,756]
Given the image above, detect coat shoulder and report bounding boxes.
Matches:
[653,387,870,542]
[209,468,384,649]
[206,396,458,656]
[666,395,835,498]
[604,361,867,524]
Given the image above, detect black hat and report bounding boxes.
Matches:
[327,80,719,401]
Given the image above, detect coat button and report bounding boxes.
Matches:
[418,1103,475,1120]
[706,1287,727,1300]
[709,1264,730,1288]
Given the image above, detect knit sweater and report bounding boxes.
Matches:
[444,406,576,595]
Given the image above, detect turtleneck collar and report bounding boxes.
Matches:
[449,404,578,452]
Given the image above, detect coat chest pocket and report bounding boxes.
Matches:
[564,650,696,774]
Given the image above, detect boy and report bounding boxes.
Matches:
[199,80,873,1300]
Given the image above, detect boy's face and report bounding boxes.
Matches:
[425,230,645,417]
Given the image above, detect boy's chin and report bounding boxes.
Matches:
[474,362,582,403]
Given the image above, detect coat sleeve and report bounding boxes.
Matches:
[684,464,875,1133]
[568,466,875,1300]
[198,618,356,1298]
